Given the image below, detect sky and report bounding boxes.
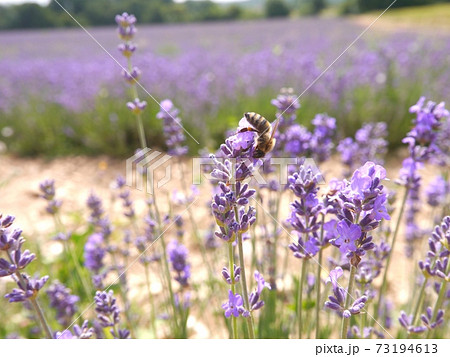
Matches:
[0,0,246,5]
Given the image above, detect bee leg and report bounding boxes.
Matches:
[238,127,258,133]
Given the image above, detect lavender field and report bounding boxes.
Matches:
[1,18,450,156]
[0,14,449,341]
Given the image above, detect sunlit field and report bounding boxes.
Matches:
[0,13,449,340]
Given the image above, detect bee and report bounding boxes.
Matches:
[239,112,280,158]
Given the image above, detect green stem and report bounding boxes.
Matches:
[144,263,157,337]
[270,192,281,288]
[111,323,119,339]
[53,214,92,298]
[9,265,53,339]
[178,160,214,277]
[127,57,147,149]
[110,251,136,338]
[315,215,325,339]
[29,298,53,339]
[160,233,179,333]
[232,182,255,339]
[374,186,409,321]
[298,259,307,339]
[64,241,93,298]
[426,280,448,339]
[426,264,450,338]
[237,230,255,339]
[341,264,357,339]
[360,284,367,338]
[228,243,238,339]
[411,278,428,326]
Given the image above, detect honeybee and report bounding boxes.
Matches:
[239,112,280,158]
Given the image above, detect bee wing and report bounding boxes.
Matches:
[237,116,253,131]
[269,117,281,141]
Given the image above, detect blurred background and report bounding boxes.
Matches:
[0,0,449,157]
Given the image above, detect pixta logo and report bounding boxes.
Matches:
[126,148,172,194]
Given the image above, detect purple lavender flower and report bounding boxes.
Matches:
[117,43,136,58]
[83,233,106,289]
[116,14,137,42]
[222,290,247,318]
[167,240,190,288]
[284,124,311,158]
[126,98,147,115]
[248,271,271,311]
[55,320,93,339]
[115,12,136,29]
[87,192,104,225]
[1,216,37,278]
[331,162,390,265]
[420,307,444,331]
[211,178,256,243]
[222,265,241,285]
[398,98,449,256]
[94,290,120,327]
[87,192,112,237]
[55,330,75,339]
[5,274,49,303]
[39,179,62,215]
[157,99,188,156]
[84,233,105,273]
[287,166,324,260]
[271,87,300,116]
[337,122,388,174]
[94,290,129,339]
[349,326,373,339]
[47,281,79,326]
[204,226,219,250]
[310,113,336,163]
[270,88,301,159]
[324,267,367,318]
[418,216,450,280]
[398,311,427,334]
[425,175,449,208]
[114,177,135,218]
[397,158,423,256]
[406,97,448,162]
[121,66,141,84]
[334,220,361,254]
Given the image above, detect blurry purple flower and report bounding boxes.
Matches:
[425,176,449,207]
[167,240,190,287]
[83,233,105,274]
[39,179,62,215]
[47,281,79,325]
[94,290,129,338]
[126,98,147,115]
[5,274,49,303]
[222,265,241,285]
[118,43,136,58]
[157,99,188,156]
[115,12,136,28]
[398,311,427,334]
[121,66,141,84]
[325,266,343,289]
[420,307,444,331]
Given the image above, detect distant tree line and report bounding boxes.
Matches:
[0,0,254,30]
[0,0,449,30]
[341,0,449,14]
